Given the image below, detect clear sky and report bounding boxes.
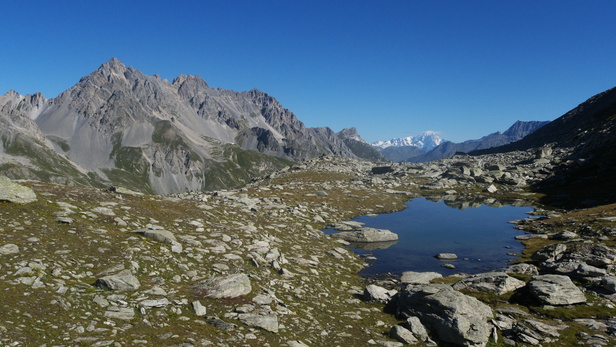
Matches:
[2,1,616,143]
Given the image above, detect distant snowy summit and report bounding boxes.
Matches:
[371,131,443,150]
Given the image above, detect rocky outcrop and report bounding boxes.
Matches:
[397,284,494,346]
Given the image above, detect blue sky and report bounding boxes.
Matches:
[2,1,616,143]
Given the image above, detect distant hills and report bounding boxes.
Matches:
[373,121,549,163]
[0,58,376,194]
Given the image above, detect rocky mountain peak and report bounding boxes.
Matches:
[99,57,127,73]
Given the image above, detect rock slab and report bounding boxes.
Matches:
[193,273,252,299]
[332,227,398,242]
[527,274,586,305]
[397,284,493,346]
[452,272,526,295]
[0,176,37,203]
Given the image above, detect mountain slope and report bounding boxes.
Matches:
[0,58,362,194]
[407,120,549,163]
[473,86,616,205]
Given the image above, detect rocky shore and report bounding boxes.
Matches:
[0,151,615,346]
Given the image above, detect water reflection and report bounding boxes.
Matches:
[424,194,530,210]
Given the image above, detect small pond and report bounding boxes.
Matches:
[325,197,532,276]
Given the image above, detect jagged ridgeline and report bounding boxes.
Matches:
[0,58,378,194]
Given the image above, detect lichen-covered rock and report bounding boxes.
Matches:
[238,313,279,333]
[95,269,141,291]
[0,176,37,203]
[331,227,398,242]
[527,274,586,305]
[0,243,20,255]
[193,273,252,299]
[397,284,493,346]
[452,272,526,295]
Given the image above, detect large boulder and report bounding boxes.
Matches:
[453,272,526,295]
[331,227,398,243]
[527,274,586,305]
[0,176,37,203]
[193,273,252,299]
[397,284,493,346]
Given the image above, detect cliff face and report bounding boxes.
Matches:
[0,58,360,193]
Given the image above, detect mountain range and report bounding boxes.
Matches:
[373,121,548,163]
[0,58,376,194]
[372,131,443,150]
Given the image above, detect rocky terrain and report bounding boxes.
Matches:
[2,61,616,347]
[1,144,616,346]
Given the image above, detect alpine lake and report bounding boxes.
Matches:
[324,197,533,277]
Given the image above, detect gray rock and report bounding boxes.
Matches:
[575,263,607,277]
[435,253,458,260]
[600,276,616,293]
[486,184,498,193]
[505,263,539,275]
[332,221,365,231]
[192,300,207,316]
[0,243,20,255]
[553,231,579,240]
[205,316,237,331]
[531,243,567,262]
[452,272,526,295]
[238,313,279,333]
[95,269,141,291]
[406,316,429,341]
[0,176,37,203]
[332,227,398,243]
[527,274,586,305]
[104,307,135,320]
[132,228,177,243]
[389,325,418,344]
[400,271,443,284]
[364,284,397,303]
[193,273,252,299]
[397,284,493,346]
[139,298,170,308]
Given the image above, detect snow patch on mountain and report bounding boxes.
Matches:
[372,131,443,150]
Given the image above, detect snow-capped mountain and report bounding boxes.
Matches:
[371,131,443,150]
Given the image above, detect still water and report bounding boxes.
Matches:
[328,197,532,276]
